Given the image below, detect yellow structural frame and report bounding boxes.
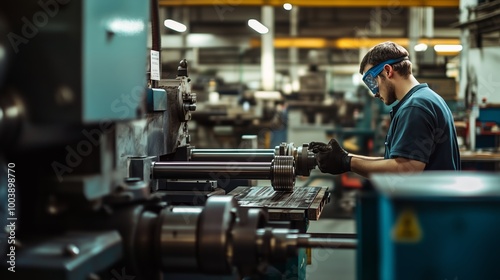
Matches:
[249,37,461,49]
[159,0,458,7]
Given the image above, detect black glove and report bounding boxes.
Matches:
[309,139,352,175]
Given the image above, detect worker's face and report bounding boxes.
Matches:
[376,75,397,105]
[363,64,397,105]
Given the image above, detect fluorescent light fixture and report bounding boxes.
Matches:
[164,19,187,32]
[414,43,428,52]
[248,19,269,34]
[283,3,293,10]
[434,44,462,52]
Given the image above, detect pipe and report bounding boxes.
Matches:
[307,233,357,239]
[192,149,275,154]
[297,237,357,249]
[190,149,275,162]
[152,162,272,180]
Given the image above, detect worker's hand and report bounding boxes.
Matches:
[308,139,352,175]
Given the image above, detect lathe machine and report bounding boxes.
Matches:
[0,1,354,279]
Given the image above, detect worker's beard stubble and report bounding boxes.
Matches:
[380,78,397,105]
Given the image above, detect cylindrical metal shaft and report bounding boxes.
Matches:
[193,149,275,154]
[190,149,275,162]
[297,237,357,249]
[152,162,272,179]
[307,233,357,239]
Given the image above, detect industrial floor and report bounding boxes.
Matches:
[305,208,356,280]
[300,174,358,280]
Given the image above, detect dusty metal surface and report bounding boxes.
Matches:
[228,186,329,220]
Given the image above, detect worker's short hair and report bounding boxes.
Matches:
[359,41,412,78]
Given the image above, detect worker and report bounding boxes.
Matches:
[309,41,461,177]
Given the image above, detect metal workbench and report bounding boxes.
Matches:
[228,186,329,224]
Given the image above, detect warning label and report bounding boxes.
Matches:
[391,208,422,243]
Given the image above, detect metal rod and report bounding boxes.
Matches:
[298,237,357,249]
[192,149,275,154]
[152,161,272,179]
[190,149,275,162]
[307,233,357,239]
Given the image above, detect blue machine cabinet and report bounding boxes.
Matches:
[357,172,500,280]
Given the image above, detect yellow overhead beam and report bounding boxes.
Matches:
[159,0,458,7]
[272,38,330,48]
[249,37,461,49]
[333,38,461,48]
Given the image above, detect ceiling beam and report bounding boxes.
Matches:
[159,0,459,7]
[249,37,461,49]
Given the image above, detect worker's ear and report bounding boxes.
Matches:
[383,64,393,78]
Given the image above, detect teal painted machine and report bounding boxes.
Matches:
[4,0,149,125]
[357,172,500,280]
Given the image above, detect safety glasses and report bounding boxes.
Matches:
[362,57,408,95]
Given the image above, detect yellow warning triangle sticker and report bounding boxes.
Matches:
[391,208,422,243]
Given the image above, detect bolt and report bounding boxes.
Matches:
[64,244,80,257]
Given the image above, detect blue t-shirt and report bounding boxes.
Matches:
[384,84,461,170]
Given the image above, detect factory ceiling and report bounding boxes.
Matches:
[161,6,460,40]
[158,5,461,65]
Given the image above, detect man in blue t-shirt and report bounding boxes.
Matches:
[309,41,461,177]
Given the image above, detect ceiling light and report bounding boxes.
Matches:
[434,44,463,52]
[248,19,269,34]
[283,3,293,10]
[414,43,428,52]
[164,19,187,33]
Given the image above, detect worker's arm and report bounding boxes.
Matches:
[309,139,426,177]
[350,156,425,178]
